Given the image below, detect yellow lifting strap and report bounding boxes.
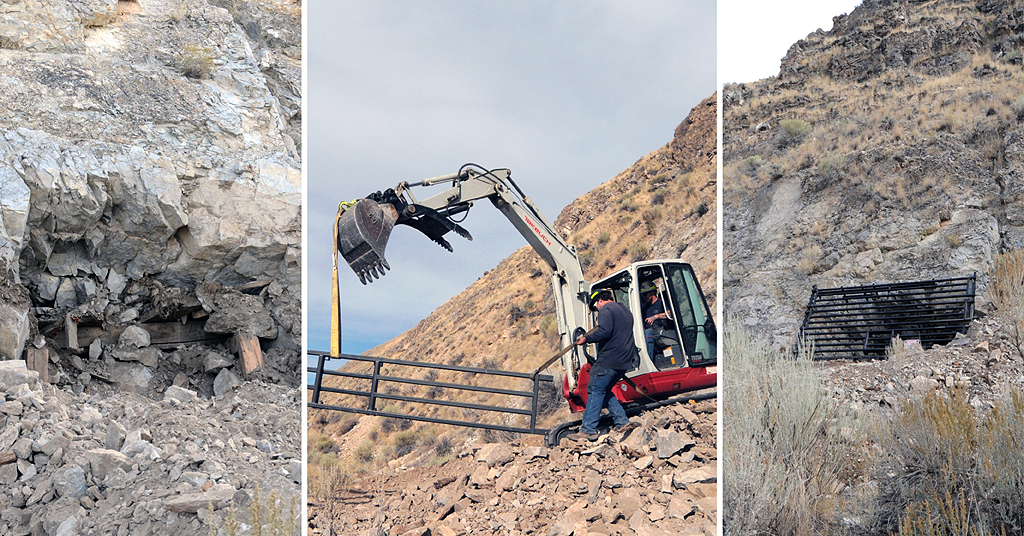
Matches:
[329,203,347,357]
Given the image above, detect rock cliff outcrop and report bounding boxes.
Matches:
[0,1,301,534]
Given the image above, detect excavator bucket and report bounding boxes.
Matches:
[336,199,398,284]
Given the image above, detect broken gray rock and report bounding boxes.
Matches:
[196,283,279,338]
[163,385,198,404]
[476,443,514,468]
[55,279,78,308]
[84,449,134,483]
[164,484,238,513]
[213,368,241,397]
[88,338,102,360]
[204,351,235,373]
[105,421,127,451]
[120,440,161,462]
[54,465,87,499]
[656,431,696,459]
[0,284,30,361]
[673,466,716,487]
[118,325,151,348]
[0,361,39,390]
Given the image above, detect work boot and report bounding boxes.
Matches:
[566,431,599,442]
[613,421,639,438]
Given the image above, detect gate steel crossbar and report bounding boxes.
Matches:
[797,274,976,360]
[307,350,555,436]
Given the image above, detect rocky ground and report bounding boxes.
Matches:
[821,311,1024,413]
[308,398,717,536]
[1,360,301,536]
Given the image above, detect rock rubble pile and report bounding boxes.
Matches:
[309,399,717,536]
[1,360,301,536]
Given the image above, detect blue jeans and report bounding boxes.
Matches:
[645,328,656,358]
[580,365,629,434]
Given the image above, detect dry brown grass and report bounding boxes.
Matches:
[990,249,1024,360]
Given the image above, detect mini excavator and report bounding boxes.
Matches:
[328,164,716,440]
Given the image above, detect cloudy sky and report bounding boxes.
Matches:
[305,2,717,357]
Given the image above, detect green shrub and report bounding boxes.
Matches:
[539,314,559,338]
[353,440,375,463]
[880,389,1024,535]
[939,113,959,132]
[629,243,648,262]
[650,189,667,206]
[176,44,214,79]
[741,155,762,175]
[817,154,845,175]
[990,249,1024,361]
[310,435,336,454]
[597,231,611,244]
[695,202,709,218]
[392,429,419,457]
[723,323,853,536]
[781,118,811,139]
[642,208,662,234]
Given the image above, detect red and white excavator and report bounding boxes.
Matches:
[330,164,716,439]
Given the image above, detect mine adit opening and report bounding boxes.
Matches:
[796,274,976,360]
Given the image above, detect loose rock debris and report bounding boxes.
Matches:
[0,360,301,536]
[309,399,717,536]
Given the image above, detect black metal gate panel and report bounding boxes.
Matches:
[307,350,555,436]
[797,274,976,360]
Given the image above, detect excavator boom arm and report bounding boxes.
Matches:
[336,165,592,389]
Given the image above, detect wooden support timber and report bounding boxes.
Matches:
[26,348,48,384]
[61,319,223,350]
[231,332,263,375]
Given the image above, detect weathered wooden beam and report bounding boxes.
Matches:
[26,348,48,384]
[70,320,223,349]
[230,332,263,375]
[0,451,16,466]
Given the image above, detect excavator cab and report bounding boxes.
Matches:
[564,260,716,412]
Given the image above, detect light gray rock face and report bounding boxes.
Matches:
[0,0,301,362]
[0,284,30,360]
[0,360,39,390]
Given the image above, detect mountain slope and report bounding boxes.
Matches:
[723,0,1024,349]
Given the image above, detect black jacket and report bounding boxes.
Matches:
[584,301,637,371]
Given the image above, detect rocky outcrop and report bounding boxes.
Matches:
[723,0,1024,349]
[0,0,301,366]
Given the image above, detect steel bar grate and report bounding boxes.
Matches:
[797,274,976,360]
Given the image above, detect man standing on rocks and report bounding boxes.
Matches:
[568,290,637,441]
